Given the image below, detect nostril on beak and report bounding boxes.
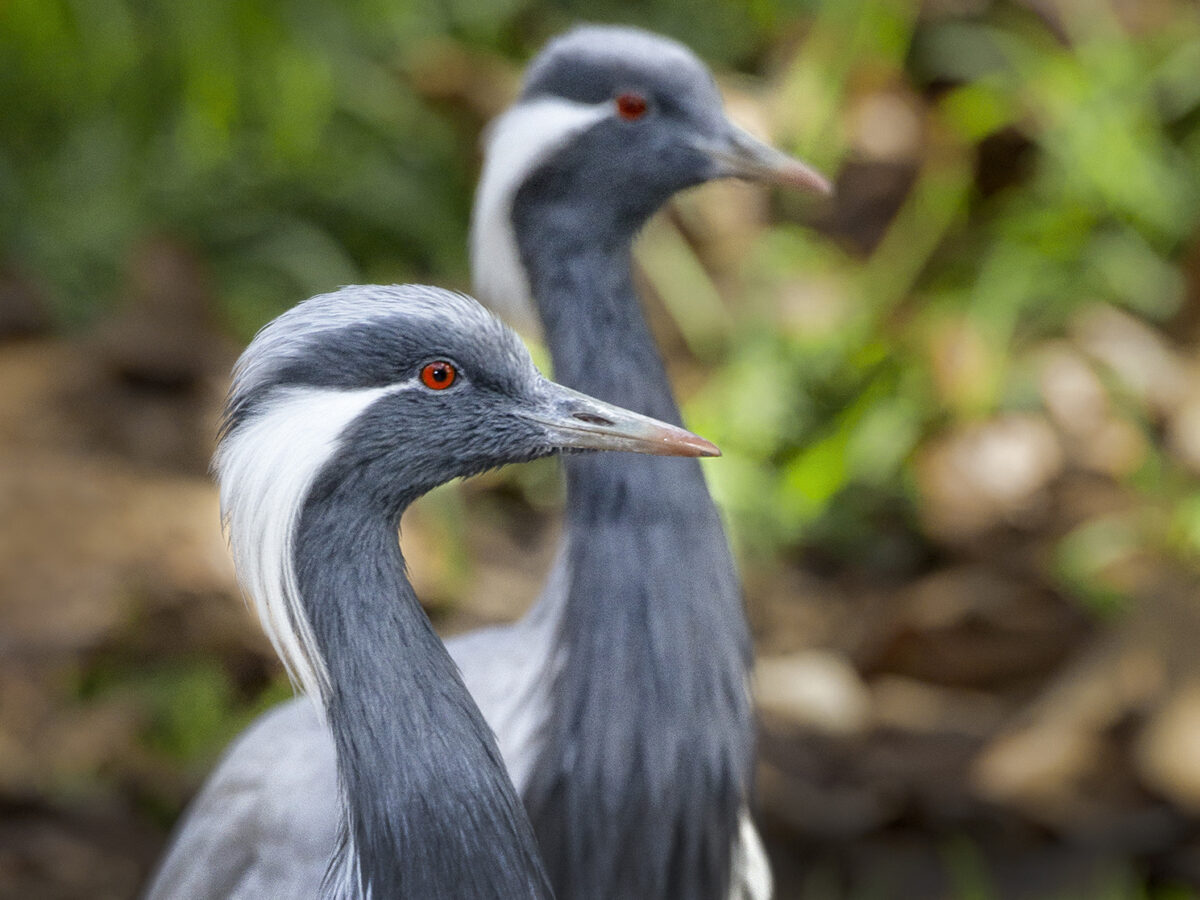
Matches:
[573,412,615,427]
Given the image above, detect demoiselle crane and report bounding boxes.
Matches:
[146,26,830,900]
[468,27,829,900]
[147,283,718,898]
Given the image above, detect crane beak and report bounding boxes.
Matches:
[522,383,720,458]
[704,124,833,196]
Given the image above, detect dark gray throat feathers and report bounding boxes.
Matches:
[293,470,552,900]
[514,192,754,900]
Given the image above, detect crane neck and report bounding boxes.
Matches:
[292,480,550,900]
[538,242,680,420]
[511,194,754,900]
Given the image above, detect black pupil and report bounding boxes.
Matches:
[431,365,448,382]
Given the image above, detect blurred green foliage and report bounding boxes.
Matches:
[2,0,482,330]
[2,0,1199,611]
[689,0,1200,596]
[75,651,291,762]
[0,0,809,330]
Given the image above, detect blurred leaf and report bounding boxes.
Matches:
[1054,515,1141,616]
[637,217,733,358]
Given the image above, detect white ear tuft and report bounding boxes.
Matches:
[469,97,610,334]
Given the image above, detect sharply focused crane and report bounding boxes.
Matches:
[148,283,718,898]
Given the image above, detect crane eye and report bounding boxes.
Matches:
[419,360,457,390]
[615,92,648,121]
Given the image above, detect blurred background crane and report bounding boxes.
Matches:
[2,0,1200,898]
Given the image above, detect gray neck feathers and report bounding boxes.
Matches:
[512,176,754,899]
[293,464,551,900]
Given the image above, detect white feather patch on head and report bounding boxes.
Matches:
[215,383,398,706]
[469,97,610,333]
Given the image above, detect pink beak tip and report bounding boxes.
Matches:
[786,163,835,197]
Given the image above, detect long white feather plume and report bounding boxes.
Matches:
[215,385,394,705]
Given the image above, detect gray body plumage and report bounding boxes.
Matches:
[146,24,830,900]
[144,624,559,900]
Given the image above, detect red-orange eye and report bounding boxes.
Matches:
[419,361,457,390]
[615,92,647,121]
